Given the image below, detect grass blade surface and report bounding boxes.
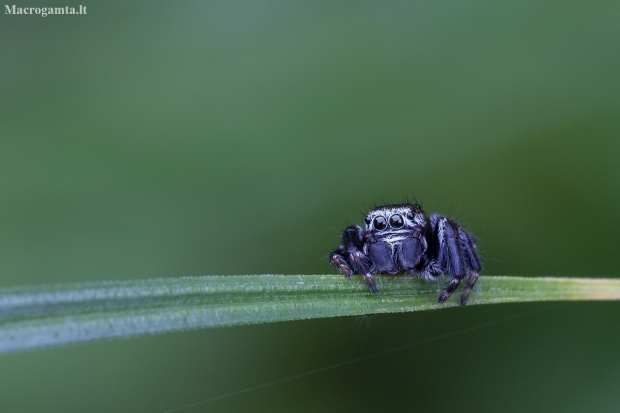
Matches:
[0,275,618,354]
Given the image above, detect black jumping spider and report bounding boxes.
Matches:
[330,203,481,305]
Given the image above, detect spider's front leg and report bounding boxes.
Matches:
[432,215,482,306]
[330,225,378,292]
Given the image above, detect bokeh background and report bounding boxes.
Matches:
[1,1,620,412]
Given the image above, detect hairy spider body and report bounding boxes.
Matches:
[329,203,481,305]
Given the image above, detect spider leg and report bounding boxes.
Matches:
[330,226,377,293]
[330,246,353,278]
[457,231,482,305]
[433,216,468,304]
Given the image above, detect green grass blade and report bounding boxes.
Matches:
[0,275,619,354]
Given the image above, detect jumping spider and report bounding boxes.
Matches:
[330,203,481,305]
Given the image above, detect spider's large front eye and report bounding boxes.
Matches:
[373,216,387,230]
[389,214,404,228]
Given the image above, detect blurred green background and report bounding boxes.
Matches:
[1,0,620,411]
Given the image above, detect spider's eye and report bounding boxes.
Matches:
[364,217,371,225]
[389,214,404,228]
[373,216,387,230]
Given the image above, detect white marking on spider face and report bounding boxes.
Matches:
[381,236,404,254]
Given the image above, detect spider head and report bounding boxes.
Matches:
[364,203,424,232]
